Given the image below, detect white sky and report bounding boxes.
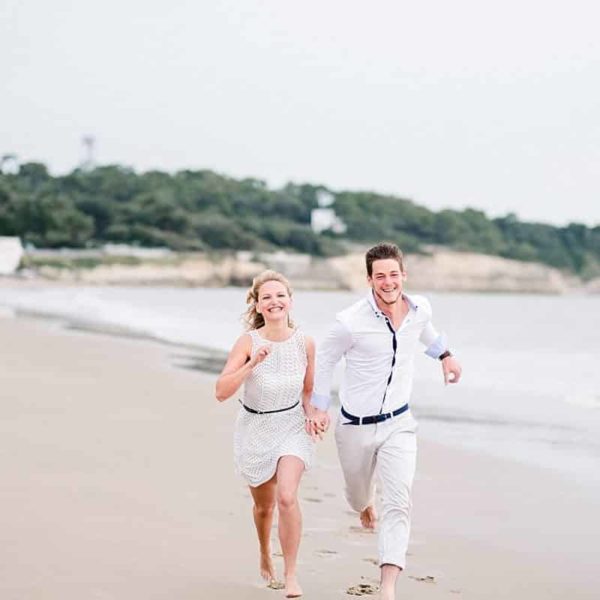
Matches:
[1,0,599,226]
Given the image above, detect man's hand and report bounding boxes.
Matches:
[442,355,462,385]
[304,407,331,440]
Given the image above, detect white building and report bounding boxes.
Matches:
[310,189,346,234]
[0,237,24,274]
[315,189,335,208]
[310,208,345,234]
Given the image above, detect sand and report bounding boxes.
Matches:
[1,315,598,599]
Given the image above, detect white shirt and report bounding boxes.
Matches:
[311,291,448,416]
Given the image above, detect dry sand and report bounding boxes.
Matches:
[1,316,598,599]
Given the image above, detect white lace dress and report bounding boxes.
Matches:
[233,328,314,487]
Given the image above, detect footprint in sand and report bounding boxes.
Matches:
[362,558,378,565]
[349,526,375,534]
[267,580,285,590]
[408,575,436,583]
[346,583,379,596]
[316,549,338,557]
[303,497,323,503]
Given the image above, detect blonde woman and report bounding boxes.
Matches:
[216,270,318,598]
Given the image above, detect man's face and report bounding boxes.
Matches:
[368,258,405,305]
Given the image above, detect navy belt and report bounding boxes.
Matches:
[341,403,409,425]
[240,399,300,415]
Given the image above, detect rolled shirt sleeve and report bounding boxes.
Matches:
[419,321,449,359]
[311,319,353,410]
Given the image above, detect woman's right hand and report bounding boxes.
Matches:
[249,344,272,368]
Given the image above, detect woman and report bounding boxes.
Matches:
[215,270,317,598]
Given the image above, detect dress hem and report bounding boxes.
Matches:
[242,452,311,488]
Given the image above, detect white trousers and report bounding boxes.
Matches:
[335,410,418,569]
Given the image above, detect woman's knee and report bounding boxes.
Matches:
[254,501,275,518]
[277,489,298,511]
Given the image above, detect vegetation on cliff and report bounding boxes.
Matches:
[1,162,598,277]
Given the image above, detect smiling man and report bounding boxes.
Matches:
[309,242,462,600]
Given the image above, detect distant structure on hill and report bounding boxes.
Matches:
[0,154,19,174]
[310,190,346,234]
[80,135,96,171]
[0,237,23,274]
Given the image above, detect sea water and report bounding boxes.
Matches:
[2,286,599,489]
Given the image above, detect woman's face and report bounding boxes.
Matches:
[256,280,292,324]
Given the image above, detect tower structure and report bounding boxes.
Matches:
[81,135,96,171]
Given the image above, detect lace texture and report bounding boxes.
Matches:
[233,329,314,486]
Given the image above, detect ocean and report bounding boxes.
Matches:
[1,285,599,489]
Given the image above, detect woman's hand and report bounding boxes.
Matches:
[304,405,330,441]
[249,344,272,368]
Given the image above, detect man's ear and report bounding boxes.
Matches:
[401,270,407,281]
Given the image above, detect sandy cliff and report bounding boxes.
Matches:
[329,250,578,293]
[15,248,588,294]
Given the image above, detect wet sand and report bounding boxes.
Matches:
[1,315,598,599]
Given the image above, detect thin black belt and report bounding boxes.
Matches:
[341,403,409,425]
[239,399,300,415]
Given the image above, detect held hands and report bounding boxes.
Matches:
[249,344,272,368]
[304,406,331,441]
[442,355,462,385]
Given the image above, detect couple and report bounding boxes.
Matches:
[215,242,462,599]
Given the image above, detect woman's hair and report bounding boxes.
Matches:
[244,270,294,330]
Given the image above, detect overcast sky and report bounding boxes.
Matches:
[2,0,599,226]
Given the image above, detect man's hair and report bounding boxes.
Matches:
[365,242,404,277]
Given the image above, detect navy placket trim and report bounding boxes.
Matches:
[368,291,417,417]
[378,316,398,414]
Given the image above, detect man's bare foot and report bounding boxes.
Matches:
[259,551,276,582]
[284,574,303,598]
[360,505,377,529]
[378,587,395,600]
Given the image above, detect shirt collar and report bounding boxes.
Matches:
[366,289,419,319]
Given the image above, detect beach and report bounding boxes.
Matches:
[1,314,599,599]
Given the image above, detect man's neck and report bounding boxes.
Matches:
[373,290,407,321]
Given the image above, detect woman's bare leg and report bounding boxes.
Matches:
[249,476,277,582]
[276,456,306,598]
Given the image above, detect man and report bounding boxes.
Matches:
[309,242,461,600]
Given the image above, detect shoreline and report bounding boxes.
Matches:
[1,313,599,599]
[2,299,599,488]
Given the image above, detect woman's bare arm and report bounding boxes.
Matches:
[215,334,271,401]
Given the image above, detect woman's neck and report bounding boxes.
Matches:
[260,320,292,341]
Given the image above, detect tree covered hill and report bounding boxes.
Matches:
[1,161,599,278]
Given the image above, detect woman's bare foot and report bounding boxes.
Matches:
[284,574,303,598]
[360,505,377,529]
[260,551,276,582]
